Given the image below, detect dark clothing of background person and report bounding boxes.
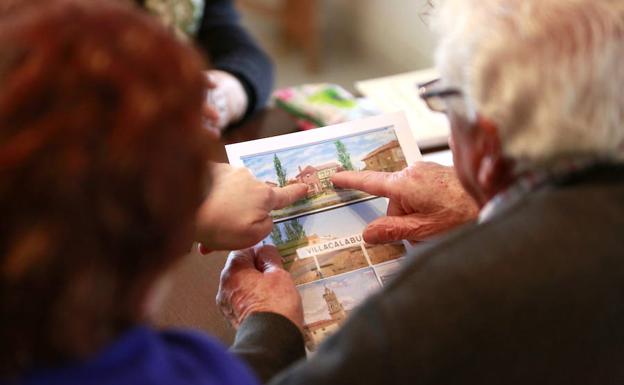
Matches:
[137,0,274,119]
[234,165,624,385]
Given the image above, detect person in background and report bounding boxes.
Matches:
[218,0,624,384]
[0,1,305,384]
[135,0,286,253]
[134,0,292,250]
[136,0,274,136]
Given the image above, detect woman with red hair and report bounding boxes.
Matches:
[0,1,305,384]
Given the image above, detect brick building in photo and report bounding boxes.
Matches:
[361,140,407,172]
[295,162,344,196]
[303,286,348,351]
[365,242,406,264]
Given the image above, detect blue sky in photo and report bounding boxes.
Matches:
[298,268,381,324]
[265,198,387,245]
[242,126,400,183]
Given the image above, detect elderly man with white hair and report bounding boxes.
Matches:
[217,0,624,384]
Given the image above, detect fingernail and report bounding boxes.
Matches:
[199,244,211,255]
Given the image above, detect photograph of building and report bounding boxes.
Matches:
[298,268,381,351]
[373,259,404,286]
[264,196,408,284]
[316,245,369,278]
[294,162,344,196]
[303,286,347,351]
[265,197,387,256]
[242,126,404,220]
[276,238,371,285]
[365,241,407,265]
[361,139,407,172]
[288,257,323,285]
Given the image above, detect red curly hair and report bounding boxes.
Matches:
[0,0,209,375]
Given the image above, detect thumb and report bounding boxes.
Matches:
[203,104,220,122]
[204,71,217,89]
[223,248,256,274]
[363,214,446,244]
[254,245,284,272]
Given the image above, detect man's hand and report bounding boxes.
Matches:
[217,246,304,330]
[196,163,308,251]
[331,162,479,244]
[202,70,248,138]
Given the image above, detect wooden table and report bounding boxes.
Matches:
[153,107,449,344]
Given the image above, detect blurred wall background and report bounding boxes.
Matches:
[237,0,436,92]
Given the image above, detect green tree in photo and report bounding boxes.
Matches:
[290,219,306,239]
[283,219,306,242]
[273,154,287,187]
[335,140,354,170]
[270,225,284,245]
[284,222,297,242]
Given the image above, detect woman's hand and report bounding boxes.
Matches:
[196,163,308,251]
[202,70,248,138]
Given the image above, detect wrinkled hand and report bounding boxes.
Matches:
[202,70,248,138]
[217,246,304,330]
[196,163,308,251]
[331,162,479,244]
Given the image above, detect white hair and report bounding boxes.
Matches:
[434,0,624,168]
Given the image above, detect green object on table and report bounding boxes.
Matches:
[273,83,380,130]
[308,88,357,109]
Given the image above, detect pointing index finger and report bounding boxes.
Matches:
[331,171,394,198]
[271,183,308,210]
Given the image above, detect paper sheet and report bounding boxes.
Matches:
[356,68,450,149]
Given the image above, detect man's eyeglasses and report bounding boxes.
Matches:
[417,78,462,114]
